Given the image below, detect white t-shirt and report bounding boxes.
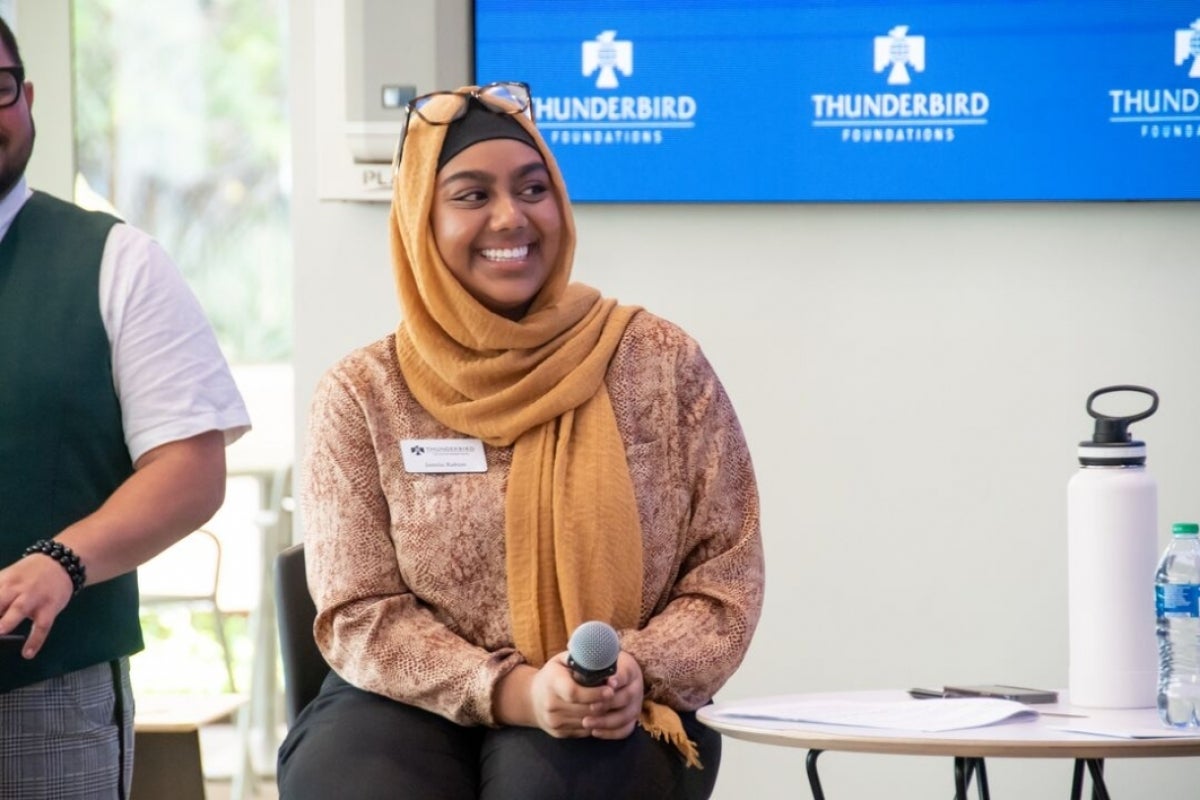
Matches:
[0,179,251,462]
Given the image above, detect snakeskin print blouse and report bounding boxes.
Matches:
[301,311,764,726]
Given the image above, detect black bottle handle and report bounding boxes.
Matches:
[1086,385,1158,425]
[1084,386,1156,450]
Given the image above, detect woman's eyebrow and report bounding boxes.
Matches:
[439,161,549,189]
[439,168,496,188]
[514,161,549,179]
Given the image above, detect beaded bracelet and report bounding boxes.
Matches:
[23,539,87,595]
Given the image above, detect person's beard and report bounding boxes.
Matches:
[0,118,35,200]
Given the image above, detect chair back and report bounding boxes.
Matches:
[139,528,223,602]
[275,541,330,725]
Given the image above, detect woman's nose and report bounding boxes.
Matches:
[490,193,526,230]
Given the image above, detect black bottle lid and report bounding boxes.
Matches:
[1077,385,1158,466]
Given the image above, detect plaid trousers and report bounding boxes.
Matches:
[0,658,134,800]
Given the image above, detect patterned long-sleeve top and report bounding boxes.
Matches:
[301,310,764,726]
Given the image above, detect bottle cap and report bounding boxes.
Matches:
[1077,385,1158,466]
[1172,522,1199,536]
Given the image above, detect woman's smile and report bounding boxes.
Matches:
[479,244,531,262]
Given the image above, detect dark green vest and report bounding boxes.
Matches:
[0,191,143,693]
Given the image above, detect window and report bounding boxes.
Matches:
[72,0,291,363]
[72,0,294,695]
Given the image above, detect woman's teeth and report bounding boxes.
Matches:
[481,245,529,261]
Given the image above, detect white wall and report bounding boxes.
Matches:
[289,2,1200,797]
[12,0,74,200]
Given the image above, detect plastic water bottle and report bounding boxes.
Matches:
[1067,385,1159,708]
[1156,522,1200,728]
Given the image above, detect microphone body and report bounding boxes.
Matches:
[567,620,620,687]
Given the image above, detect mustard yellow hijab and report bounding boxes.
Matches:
[389,89,699,766]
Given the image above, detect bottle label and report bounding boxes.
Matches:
[1156,584,1200,617]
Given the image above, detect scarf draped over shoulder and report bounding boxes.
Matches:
[388,92,699,767]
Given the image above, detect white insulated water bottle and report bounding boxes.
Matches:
[1067,385,1159,708]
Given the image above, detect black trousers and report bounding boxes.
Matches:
[277,672,721,800]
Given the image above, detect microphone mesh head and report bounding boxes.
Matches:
[567,621,620,671]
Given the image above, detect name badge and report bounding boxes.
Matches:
[400,438,487,473]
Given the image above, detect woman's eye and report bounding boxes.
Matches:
[519,182,549,199]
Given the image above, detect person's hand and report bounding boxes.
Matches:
[581,651,643,740]
[526,650,645,740]
[0,554,75,659]
[528,652,606,738]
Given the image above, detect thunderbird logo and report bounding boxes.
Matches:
[875,25,925,85]
[583,30,633,89]
[1177,20,1200,77]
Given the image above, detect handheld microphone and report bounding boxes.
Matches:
[566,620,620,687]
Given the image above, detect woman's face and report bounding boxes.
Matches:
[431,138,563,320]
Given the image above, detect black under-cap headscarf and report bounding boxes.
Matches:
[436,96,539,170]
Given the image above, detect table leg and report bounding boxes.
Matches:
[1085,759,1109,800]
[953,757,991,800]
[1069,758,1109,800]
[1070,759,1084,800]
[805,749,826,800]
[802,750,1000,800]
[972,757,991,800]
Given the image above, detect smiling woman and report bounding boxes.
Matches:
[277,83,764,800]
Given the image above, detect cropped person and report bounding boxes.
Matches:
[278,81,763,800]
[0,19,251,799]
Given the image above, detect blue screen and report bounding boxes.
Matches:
[473,0,1200,202]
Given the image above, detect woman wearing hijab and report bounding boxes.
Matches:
[277,82,764,800]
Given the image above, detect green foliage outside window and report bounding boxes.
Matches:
[72,0,291,363]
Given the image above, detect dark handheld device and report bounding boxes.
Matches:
[943,684,1059,704]
[1,633,27,650]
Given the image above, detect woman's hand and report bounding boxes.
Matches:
[580,651,643,740]
[498,650,644,739]
[527,652,604,737]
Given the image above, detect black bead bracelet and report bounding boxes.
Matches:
[23,539,87,595]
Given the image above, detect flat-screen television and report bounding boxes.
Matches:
[473,1,1200,203]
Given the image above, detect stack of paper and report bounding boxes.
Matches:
[1051,720,1200,739]
[710,697,1038,732]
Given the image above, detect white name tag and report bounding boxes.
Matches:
[400,438,487,473]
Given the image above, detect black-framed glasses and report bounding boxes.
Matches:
[0,67,25,109]
[392,81,533,172]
